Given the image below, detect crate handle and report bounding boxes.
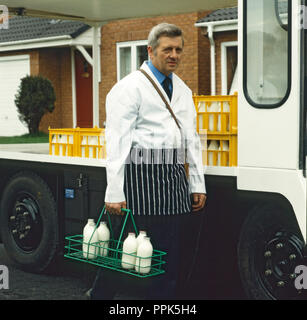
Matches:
[105,207,138,261]
[89,206,138,254]
[115,208,138,250]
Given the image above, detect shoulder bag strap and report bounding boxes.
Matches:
[139,69,181,130]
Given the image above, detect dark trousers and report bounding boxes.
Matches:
[90,210,205,300]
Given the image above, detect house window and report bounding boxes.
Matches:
[117,40,148,80]
[221,41,238,95]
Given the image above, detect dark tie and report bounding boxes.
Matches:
[162,77,172,101]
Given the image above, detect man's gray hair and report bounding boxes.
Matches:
[148,23,184,52]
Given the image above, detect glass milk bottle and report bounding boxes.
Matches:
[208,140,219,166]
[219,140,229,166]
[89,136,98,158]
[217,102,230,132]
[121,232,137,269]
[51,134,56,155]
[135,237,153,274]
[97,221,110,257]
[59,135,67,156]
[208,101,219,131]
[83,219,98,259]
[136,230,147,247]
[81,136,87,157]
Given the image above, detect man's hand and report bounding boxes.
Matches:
[105,201,127,215]
[192,193,207,212]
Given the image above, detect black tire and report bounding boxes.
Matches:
[238,203,305,300]
[0,171,59,273]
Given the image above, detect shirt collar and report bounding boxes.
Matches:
[147,60,173,85]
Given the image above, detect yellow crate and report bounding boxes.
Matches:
[49,127,76,157]
[194,93,238,167]
[205,134,237,167]
[49,127,106,159]
[77,128,106,159]
[193,93,238,135]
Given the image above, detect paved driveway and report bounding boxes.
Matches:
[0,244,96,300]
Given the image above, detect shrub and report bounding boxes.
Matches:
[15,75,56,135]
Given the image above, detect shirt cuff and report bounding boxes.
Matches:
[188,174,206,194]
[104,188,126,203]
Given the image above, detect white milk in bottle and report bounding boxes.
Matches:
[217,102,230,132]
[219,140,229,166]
[224,102,230,131]
[89,136,98,158]
[208,140,219,166]
[121,232,137,269]
[83,219,98,259]
[136,231,147,246]
[51,134,56,155]
[208,102,219,131]
[135,237,153,274]
[81,136,87,157]
[97,221,110,257]
[197,101,206,132]
[59,135,67,156]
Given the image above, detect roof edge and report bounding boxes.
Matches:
[70,24,91,38]
[0,35,72,47]
[195,19,238,29]
[0,33,94,52]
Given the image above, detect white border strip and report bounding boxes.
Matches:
[0,151,107,167]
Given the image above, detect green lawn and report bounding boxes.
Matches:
[0,132,49,144]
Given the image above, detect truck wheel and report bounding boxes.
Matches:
[237,203,305,300]
[0,171,59,273]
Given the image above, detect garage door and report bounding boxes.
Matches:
[0,55,30,137]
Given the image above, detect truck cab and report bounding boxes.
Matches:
[235,0,307,299]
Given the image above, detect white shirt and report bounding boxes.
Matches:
[105,62,206,203]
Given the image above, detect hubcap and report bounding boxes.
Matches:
[9,194,43,252]
[259,231,304,299]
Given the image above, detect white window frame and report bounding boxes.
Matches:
[116,40,148,81]
[221,41,238,95]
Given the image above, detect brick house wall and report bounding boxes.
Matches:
[36,48,73,132]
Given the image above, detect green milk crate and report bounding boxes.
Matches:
[64,206,167,278]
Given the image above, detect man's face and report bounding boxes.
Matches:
[148,36,183,76]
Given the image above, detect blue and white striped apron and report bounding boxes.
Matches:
[124,148,191,216]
